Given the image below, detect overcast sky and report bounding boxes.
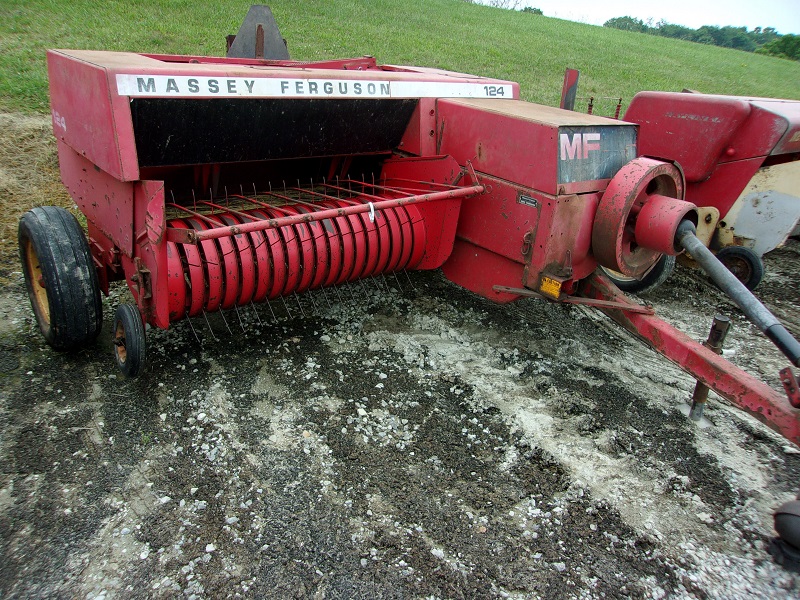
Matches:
[516,0,800,35]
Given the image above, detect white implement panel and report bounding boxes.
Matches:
[721,161,800,256]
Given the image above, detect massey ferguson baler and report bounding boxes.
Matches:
[18,7,800,557]
[24,20,800,414]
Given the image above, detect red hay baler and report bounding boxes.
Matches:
[19,3,800,569]
[19,7,800,494]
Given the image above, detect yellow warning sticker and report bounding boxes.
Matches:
[539,276,562,299]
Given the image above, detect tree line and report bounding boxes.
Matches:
[603,17,799,61]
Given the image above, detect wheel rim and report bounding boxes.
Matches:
[114,320,128,365]
[24,238,50,325]
[600,266,637,283]
[721,256,753,283]
[601,256,664,283]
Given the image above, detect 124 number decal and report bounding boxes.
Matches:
[483,85,505,97]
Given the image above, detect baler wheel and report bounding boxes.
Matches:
[601,254,676,294]
[113,303,146,378]
[771,499,800,572]
[18,206,103,350]
[715,246,764,290]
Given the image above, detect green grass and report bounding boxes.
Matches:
[2,0,800,114]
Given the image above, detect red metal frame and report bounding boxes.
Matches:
[581,272,800,445]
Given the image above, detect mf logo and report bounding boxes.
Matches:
[559,132,601,160]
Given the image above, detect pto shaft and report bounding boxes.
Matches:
[675,220,800,368]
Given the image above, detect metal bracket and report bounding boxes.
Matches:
[226,5,290,60]
[521,230,534,258]
[781,367,800,408]
[492,285,655,315]
[130,257,152,301]
[465,160,483,190]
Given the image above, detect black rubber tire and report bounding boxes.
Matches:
[775,500,800,550]
[715,246,764,290]
[18,206,103,350]
[601,254,676,294]
[113,304,146,378]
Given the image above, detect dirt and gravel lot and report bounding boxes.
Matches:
[1,114,800,599]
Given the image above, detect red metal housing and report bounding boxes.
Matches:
[624,92,800,225]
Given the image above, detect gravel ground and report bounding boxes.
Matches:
[1,237,799,599]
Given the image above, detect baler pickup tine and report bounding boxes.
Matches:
[218,309,233,335]
[320,287,332,309]
[201,310,220,342]
[280,296,292,319]
[294,292,306,317]
[186,312,202,345]
[266,300,278,324]
[249,301,263,326]
[234,305,246,332]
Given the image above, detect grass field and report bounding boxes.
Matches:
[2,0,800,114]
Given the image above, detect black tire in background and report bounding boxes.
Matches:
[18,206,103,350]
[113,303,146,377]
[715,246,764,291]
[600,254,676,294]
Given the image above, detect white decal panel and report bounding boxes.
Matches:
[116,74,512,99]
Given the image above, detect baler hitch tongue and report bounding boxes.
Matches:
[675,220,800,405]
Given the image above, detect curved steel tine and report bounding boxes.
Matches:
[250,301,263,326]
[218,308,233,335]
[320,286,332,309]
[234,305,246,332]
[186,311,202,345]
[202,310,220,342]
[280,296,292,319]
[266,300,278,323]
[293,292,306,317]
